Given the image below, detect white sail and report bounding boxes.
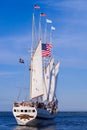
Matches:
[54,61,60,96]
[43,63,50,102]
[50,58,54,71]
[43,58,54,102]
[48,66,55,102]
[30,40,43,99]
[48,61,60,102]
[55,61,60,77]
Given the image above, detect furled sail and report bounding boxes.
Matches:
[48,66,55,102]
[54,61,60,97]
[43,58,54,102]
[55,61,60,77]
[30,40,43,99]
[48,61,60,102]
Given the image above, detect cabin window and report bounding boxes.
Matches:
[32,109,35,112]
[25,110,27,112]
[14,109,16,112]
[21,110,23,112]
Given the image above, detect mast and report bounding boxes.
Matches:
[50,29,52,44]
[30,13,35,99]
[38,15,41,40]
[50,26,55,44]
[32,13,35,51]
[44,22,47,43]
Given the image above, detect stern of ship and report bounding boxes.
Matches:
[12,101,37,125]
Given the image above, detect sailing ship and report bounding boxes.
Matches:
[12,5,60,126]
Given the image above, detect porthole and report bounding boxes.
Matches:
[14,109,16,112]
[21,110,23,112]
[25,110,27,112]
[32,109,35,112]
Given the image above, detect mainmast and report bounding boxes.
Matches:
[50,26,55,44]
[30,5,40,99]
[30,13,35,99]
[32,13,35,52]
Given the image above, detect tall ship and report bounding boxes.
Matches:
[12,5,60,126]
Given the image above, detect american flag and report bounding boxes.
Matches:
[42,43,52,57]
[34,5,40,9]
[40,13,46,17]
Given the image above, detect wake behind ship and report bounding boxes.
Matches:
[12,5,60,126]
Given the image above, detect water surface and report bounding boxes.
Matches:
[0,112,87,130]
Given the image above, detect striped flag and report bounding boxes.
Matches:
[42,43,52,57]
[40,13,46,17]
[34,5,40,9]
[47,43,52,48]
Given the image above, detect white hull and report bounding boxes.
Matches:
[13,106,36,125]
[13,105,57,126]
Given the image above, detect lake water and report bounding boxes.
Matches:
[0,112,87,130]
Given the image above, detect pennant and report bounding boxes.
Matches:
[34,5,40,9]
[40,13,46,17]
[51,26,55,30]
[46,19,52,23]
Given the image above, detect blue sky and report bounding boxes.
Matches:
[0,0,87,111]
